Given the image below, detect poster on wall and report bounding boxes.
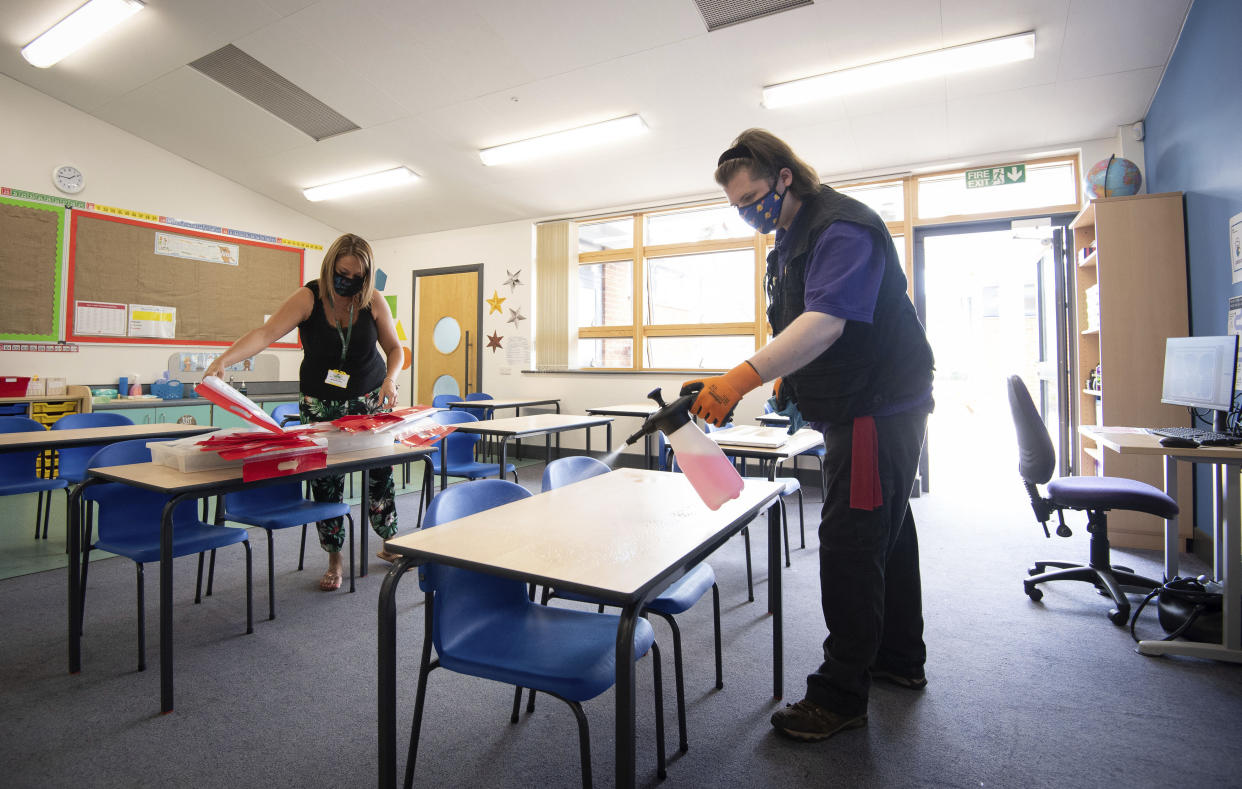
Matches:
[74,300,127,336]
[128,304,176,339]
[155,231,239,266]
[1230,211,1242,284]
[1228,295,1242,384]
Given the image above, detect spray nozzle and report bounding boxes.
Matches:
[624,387,695,446]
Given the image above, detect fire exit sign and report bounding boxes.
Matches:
[965,164,1026,188]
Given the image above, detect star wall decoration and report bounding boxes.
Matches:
[502,269,523,292]
[486,290,506,315]
[506,307,526,327]
[486,331,504,352]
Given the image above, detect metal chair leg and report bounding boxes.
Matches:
[266,529,276,620]
[566,700,592,789]
[742,526,754,602]
[195,553,205,604]
[136,562,146,672]
[650,641,667,780]
[405,600,437,789]
[242,540,253,634]
[711,583,723,689]
[298,525,307,570]
[652,611,689,753]
[206,549,216,596]
[795,487,805,549]
[35,490,43,539]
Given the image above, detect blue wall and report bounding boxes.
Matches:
[1144,0,1242,539]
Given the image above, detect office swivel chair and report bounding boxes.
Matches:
[1007,375,1171,624]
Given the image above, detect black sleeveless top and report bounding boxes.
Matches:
[298,281,385,399]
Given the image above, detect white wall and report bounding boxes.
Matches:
[0,74,339,387]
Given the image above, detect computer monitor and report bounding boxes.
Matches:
[1160,335,1239,411]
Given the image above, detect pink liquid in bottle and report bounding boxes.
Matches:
[668,421,744,510]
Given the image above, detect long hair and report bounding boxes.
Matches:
[316,233,376,309]
[714,128,821,199]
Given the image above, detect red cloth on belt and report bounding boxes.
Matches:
[849,415,882,510]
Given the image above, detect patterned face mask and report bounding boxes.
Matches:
[736,180,785,234]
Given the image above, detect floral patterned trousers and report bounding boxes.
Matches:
[300,388,396,553]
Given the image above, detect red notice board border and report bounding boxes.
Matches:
[66,210,304,347]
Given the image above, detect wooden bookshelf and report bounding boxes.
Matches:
[1069,192,1191,550]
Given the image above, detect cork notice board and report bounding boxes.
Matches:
[66,211,303,346]
[0,197,65,341]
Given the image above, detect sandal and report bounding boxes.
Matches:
[375,550,401,563]
[319,567,343,591]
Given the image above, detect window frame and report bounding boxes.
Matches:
[571,155,1080,371]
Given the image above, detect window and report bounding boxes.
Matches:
[917,160,1078,219]
[645,204,752,245]
[837,180,904,222]
[646,250,753,325]
[578,260,632,327]
[578,217,632,252]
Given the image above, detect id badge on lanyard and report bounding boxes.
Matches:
[327,302,355,389]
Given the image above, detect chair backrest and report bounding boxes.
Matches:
[541,455,610,492]
[53,412,134,430]
[462,391,493,420]
[84,439,199,541]
[421,480,532,611]
[1006,375,1056,486]
[271,403,301,427]
[52,412,137,481]
[225,482,305,512]
[0,416,47,478]
[431,394,459,409]
[429,410,480,464]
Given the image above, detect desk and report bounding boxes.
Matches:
[446,414,612,487]
[1081,426,1241,662]
[377,469,785,789]
[585,403,658,468]
[68,443,437,713]
[755,413,789,427]
[709,427,824,481]
[445,397,561,416]
[0,422,217,452]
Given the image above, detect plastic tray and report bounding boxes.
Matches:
[0,376,31,397]
[147,429,248,473]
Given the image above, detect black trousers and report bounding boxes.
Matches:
[806,409,927,716]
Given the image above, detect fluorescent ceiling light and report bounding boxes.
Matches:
[763,32,1035,108]
[479,114,648,166]
[21,0,146,69]
[303,167,418,202]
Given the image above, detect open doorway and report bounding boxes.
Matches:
[914,215,1074,496]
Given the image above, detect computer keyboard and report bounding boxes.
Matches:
[1147,427,1242,446]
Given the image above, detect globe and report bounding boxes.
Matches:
[1084,155,1142,198]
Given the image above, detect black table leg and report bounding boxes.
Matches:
[614,603,640,789]
[378,556,415,788]
[67,480,97,674]
[498,438,510,480]
[159,494,194,713]
[645,433,653,470]
[768,500,783,699]
[545,433,552,467]
[360,469,370,578]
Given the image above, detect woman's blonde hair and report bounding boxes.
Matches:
[317,233,376,309]
[714,128,821,199]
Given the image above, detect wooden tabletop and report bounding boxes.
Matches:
[710,427,823,460]
[586,403,659,417]
[88,443,435,494]
[446,397,561,409]
[1081,425,1242,460]
[0,422,217,451]
[386,468,783,600]
[450,413,612,437]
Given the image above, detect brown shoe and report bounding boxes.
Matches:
[770,699,866,742]
[872,668,927,690]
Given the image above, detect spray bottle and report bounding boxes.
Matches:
[625,387,743,510]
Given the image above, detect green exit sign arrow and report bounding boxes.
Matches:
[965,164,1026,188]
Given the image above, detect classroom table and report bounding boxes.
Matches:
[0,422,218,453]
[67,443,438,714]
[585,403,659,468]
[444,397,561,416]
[1080,426,1242,663]
[755,413,789,427]
[377,468,786,789]
[442,413,612,488]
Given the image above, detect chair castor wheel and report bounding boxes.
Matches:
[1108,608,1129,625]
[1024,582,1043,601]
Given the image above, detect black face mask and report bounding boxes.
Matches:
[333,273,364,297]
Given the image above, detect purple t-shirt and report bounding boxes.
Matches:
[775,217,933,418]
[774,220,882,322]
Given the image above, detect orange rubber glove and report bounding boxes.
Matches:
[680,361,763,427]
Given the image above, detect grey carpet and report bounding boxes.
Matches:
[2,462,1240,788]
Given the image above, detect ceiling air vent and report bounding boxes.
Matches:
[189,44,359,141]
[694,0,813,31]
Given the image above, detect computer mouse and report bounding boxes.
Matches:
[1159,436,1198,448]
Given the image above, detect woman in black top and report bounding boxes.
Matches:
[206,234,403,591]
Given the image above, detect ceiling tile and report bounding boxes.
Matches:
[1058,0,1189,80]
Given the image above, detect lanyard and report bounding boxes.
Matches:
[335,303,355,366]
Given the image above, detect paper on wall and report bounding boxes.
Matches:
[128,304,176,339]
[155,231,239,266]
[1231,211,1242,284]
[75,301,128,336]
[1228,295,1242,385]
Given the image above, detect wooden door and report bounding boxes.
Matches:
[415,270,479,406]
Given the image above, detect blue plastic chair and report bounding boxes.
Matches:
[407,479,666,787]
[271,402,301,427]
[80,439,253,671]
[0,416,69,541]
[765,399,826,521]
[220,483,356,619]
[539,455,712,754]
[430,393,458,410]
[53,412,136,546]
[428,410,517,484]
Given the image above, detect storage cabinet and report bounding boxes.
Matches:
[1071,192,1192,550]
